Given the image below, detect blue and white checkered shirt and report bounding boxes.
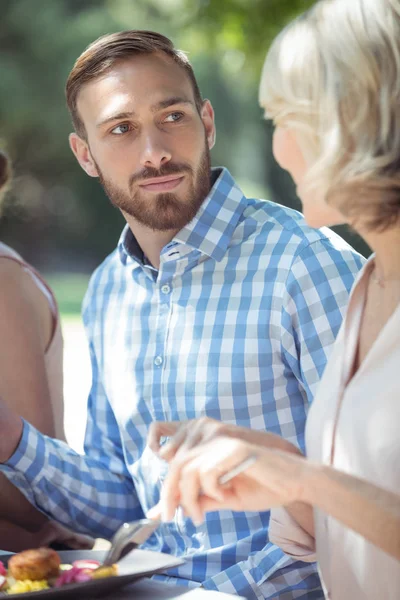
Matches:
[3,168,364,599]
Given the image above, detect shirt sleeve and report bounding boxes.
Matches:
[281,238,364,402]
[272,239,364,562]
[1,373,144,539]
[0,296,145,539]
[202,541,321,600]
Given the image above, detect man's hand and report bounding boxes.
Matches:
[148,418,232,461]
[0,397,23,463]
[148,417,300,462]
[147,421,181,455]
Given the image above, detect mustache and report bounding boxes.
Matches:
[129,162,193,187]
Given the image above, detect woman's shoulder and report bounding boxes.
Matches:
[0,247,54,351]
[0,243,56,312]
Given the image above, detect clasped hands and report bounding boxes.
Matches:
[147,417,313,525]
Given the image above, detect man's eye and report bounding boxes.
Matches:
[164,112,184,123]
[111,123,130,135]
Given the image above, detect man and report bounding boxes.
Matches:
[0,31,364,599]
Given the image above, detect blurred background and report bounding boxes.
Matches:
[0,0,370,449]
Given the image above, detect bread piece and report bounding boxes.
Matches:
[8,548,60,581]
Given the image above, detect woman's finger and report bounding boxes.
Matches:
[158,448,196,520]
[160,441,222,520]
[178,460,205,525]
[197,441,254,503]
[176,438,254,519]
[198,489,243,514]
[172,425,206,462]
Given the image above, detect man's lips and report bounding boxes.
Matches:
[138,175,184,192]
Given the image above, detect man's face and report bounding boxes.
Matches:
[70,53,215,232]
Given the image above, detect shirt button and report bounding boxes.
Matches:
[154,356,163,367]
[161,284,171,294]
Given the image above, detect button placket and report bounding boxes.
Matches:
[154,282,171,368]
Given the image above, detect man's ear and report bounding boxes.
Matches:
[69,133,99,177]
[201,100,216,150]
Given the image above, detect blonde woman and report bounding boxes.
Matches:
[0,151,92,551]
[149,1,400,598]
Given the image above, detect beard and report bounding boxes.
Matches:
[95,143,211,232]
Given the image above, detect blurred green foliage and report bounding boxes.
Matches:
[0,0,369,279]
[46,273,90,317]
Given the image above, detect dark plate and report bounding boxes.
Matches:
[0,549,184,599]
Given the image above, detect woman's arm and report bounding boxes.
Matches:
[0,258,56,530]
[0,258,55,434]
[305,462,400,561]
[260,446,399,560]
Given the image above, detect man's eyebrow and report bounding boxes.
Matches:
[150,97,194,112]
[96,112,135,128]
[96,98,194,128]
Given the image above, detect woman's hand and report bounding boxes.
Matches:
[149,436,314,525]
[148,417,300,462]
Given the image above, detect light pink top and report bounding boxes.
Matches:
[269,256,400,599]
[0,242,65,440]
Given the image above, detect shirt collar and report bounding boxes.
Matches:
[118,167,248,266]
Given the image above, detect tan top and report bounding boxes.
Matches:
[0,242,64,439]
[269,256,400,600]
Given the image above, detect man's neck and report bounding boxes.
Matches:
[123,213,179,270]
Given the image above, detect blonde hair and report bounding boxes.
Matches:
[259,0,400,231]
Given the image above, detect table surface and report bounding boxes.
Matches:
[110,578,242,600]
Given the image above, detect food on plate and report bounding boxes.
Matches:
[91,565,118,579]
[0,548,118,596]
[6,580,48,595]
[8,548,60,581]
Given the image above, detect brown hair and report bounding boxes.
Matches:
[0,151,11,207]
[66,30,203,139]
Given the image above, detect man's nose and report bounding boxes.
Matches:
[139,130,172,170]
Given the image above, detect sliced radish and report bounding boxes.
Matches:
[72,559,100,571]
[0,562,5,577]
[0,574,6,590]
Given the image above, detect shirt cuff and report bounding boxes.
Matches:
[1,420,47,509]
[5,419,44,477]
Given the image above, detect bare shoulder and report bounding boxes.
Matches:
[0,255,42,307]
[0,256,57,433]
[0,256,52,350]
